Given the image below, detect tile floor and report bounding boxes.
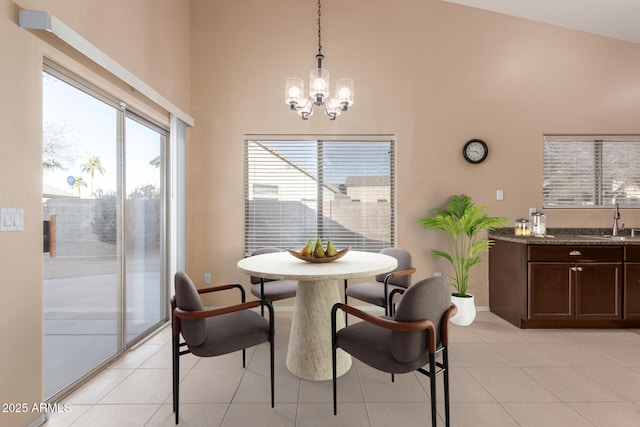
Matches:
[45,311,640,426]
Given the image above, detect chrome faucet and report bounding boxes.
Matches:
[612,203,623,236]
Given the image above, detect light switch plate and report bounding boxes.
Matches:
[1,208,24,232]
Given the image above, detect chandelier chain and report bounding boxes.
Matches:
[317,0,322,57]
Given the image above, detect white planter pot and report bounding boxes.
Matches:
[450,294,476,326]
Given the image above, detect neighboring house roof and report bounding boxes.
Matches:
[43,183,78,198]
[255,141,342,194]
[345,176,390,187]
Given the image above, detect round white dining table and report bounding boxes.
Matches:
[237,250,397,381]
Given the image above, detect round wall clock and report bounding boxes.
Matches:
[462,139,488,164]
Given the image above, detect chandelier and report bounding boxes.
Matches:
[285,0,354,120]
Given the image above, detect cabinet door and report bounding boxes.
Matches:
[575,263,622,320]
[624,263,640,319]
[528,263,573,319]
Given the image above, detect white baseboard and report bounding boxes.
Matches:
[272,305,384,312]
[28,414,47,427]
[272,305,491,312]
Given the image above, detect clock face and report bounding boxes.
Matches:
[463,139,488,164]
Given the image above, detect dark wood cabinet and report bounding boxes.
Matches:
[624,246,640,319]
[575,263,622,319]
[489,240,632,328]
[528,262,573,320]
[528,261,621,321]
[488,240,527,326]
[624,264,640,319]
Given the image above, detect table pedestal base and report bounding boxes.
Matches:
[286,279,351,380]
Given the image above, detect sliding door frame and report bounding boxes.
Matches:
[43,59,170,400]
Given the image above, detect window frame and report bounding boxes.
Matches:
[543,134,640,209]
[243,135,396,255]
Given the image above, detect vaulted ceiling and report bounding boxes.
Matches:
[443,0,640,44]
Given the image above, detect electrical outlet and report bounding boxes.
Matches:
[434,272,442,277]
[529,207,537,216]
[204,273,211,284]
[496,190,504,201]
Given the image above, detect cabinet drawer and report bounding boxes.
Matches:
[625,246,640,262]
[529,245,622,262]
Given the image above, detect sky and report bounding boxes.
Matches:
[42,72,162,198]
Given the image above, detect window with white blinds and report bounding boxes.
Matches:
[244,136,395,255]
[543,135,640,208]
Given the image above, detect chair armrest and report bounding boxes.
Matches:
[334,302,463,353]
[170,284,248,335]
[175,300,261,320]
[332,303,435,333]
[383,267,416,284]
[173,299,272,335]
[198,283,246,302]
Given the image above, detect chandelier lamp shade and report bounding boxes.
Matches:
[285,0,354,120]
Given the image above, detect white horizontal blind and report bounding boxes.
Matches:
[543,135,640,208]
[244,137,395,255]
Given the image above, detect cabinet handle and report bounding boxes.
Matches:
[576,266,583,272]
[569,250,582,256]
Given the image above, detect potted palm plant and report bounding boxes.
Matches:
[417,194,507,326]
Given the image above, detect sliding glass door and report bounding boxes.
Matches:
[42,63,167,400]
[124,117,165,344]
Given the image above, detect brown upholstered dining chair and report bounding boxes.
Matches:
[331,276,457,427]
[171,271,274,424]
[343,247,416,318]
[250,247,298,314]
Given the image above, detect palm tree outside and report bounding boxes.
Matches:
[71,176,87,197]
[81,155,106,196]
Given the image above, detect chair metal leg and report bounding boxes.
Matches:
[270,341,275,408]
[332,344,338,414]
[383,283,389,317]
[260,279,265,316]
[268,302,275,408]
[443,347,451,427]
[172,335,176,413]
[343,280,348,326]
[172,335,180,424]
[242,349,246,368]
[429,352,437,427]
[331,304,339,415]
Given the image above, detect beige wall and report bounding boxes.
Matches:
[189,0,640,308]
[0,1,190,425]
[3,0,640,422]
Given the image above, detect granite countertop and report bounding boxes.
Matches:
[489,227,640,245]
